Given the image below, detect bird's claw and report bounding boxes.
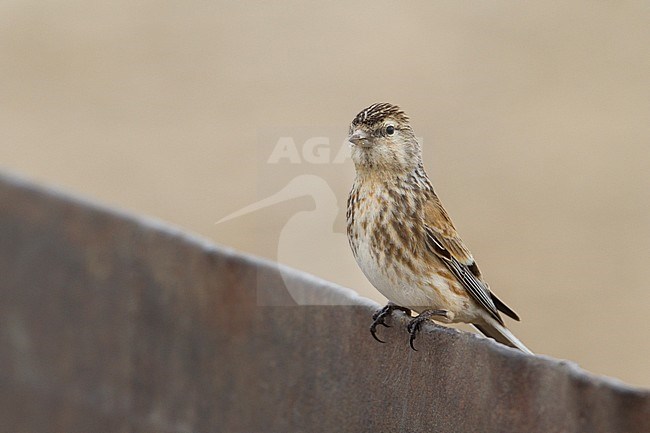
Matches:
[370,303,411,343]
[371,309,388,323]
[407,317,424,350]
[370,309,391,343]
[407,309,449,351]
[370,324,387,343]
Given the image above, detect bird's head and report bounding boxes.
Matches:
[348,102,421,174]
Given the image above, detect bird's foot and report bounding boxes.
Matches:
[407,309,449,351]
[370,302,412,343]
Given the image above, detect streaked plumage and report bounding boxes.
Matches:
[346,102,532,354]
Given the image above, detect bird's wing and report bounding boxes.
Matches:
[423,195,506,325]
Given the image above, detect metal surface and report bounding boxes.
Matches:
[0,171,648,433]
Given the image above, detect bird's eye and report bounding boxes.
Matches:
[386,125,395,135]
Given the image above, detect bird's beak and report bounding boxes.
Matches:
[348,130,370,146]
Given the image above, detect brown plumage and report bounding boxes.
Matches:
[346,102,532,354]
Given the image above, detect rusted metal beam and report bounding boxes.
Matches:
[0,171,648,433]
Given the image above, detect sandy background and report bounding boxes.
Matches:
[1,1,648,387]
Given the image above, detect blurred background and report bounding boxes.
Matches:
[1,1,648,387]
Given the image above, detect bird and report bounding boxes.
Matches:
[346,102,532,354]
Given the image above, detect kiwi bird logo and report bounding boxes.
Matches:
[216,174,364,305]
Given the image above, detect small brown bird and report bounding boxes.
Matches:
[346,102,532,354]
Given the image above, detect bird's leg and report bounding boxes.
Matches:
[407,309,450,351]
[370,302,412,343]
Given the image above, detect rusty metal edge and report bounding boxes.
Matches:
[1,168,648,398]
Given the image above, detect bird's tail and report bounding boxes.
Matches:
[473,321,533,355]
